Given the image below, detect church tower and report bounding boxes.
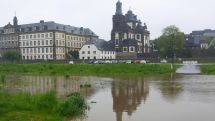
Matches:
[111,1,126,52]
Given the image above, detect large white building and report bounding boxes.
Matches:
[79,39,116,60]
[0,17,98,60]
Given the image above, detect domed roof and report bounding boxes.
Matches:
[125,10,137,22]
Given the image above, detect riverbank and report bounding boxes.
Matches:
[201,64,215,74]
[0,64,176,76]
[0,91,86,121]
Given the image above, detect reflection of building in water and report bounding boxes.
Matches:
[4,76,106,98]
[112,79,149,121]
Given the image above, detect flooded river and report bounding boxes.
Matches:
[1,74,215,121]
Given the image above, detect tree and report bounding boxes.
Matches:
[154,25,185,58]
[68,51,79,59]
[209,37,215,48]
[2,51,21,62]
[162,25,180,36]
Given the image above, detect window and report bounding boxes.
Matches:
[137,35,140,39]
[23,49,25,54]
[46,40,48,45]
[37,34,40,38]
[42,48,44,53]
[38,48,40,53]
[50,40,53,45]
[46,48,48,53]
[56,40,58,45]
[123,47,127,52]
[46,34,48,38]
[42,40,44,45]
[82,51,85,54]
[93,51,96,54]
[88,46,90,48]
[115,39,119,44]
[50,48,53,53]
[34,41,36,46]
[41,34,44,38]
[50,33,53,37]
[130,47,134,52]
[88,51,90,54]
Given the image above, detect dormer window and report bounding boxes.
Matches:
[21,28,25,32]
[28,27,32,32]
[43,25,48,30]
[36,26,40,31]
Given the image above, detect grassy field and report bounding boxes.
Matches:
[201,64,215,74]
[0,91,86,121]
[0,64,176,76]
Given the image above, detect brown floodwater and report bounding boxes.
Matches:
[1,74,215,121]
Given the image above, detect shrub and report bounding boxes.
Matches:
[59,92,86,116]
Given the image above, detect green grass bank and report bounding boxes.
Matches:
[201,64,215,74]
[0,64,176,76]
[0,91,86,121]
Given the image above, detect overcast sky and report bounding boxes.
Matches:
[1,0,215,40]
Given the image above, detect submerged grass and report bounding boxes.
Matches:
[0,64,176,76]
[0,91,86,121]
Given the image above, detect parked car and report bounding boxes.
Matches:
[160,59,167,63]
[133,60,140,64]
[118,60,126,63]
[69,61,74,64]
[140,60,147,64]
[126,60,132,64]
[93,60,99,64]
[111,60,118,64]
[104,60,112,64]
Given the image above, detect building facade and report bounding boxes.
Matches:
[79,38,115,60]
[185,29,215,49]
[110,1,150,54]
[0,17,19,57]
[0,17,98,60]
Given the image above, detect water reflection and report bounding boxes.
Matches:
[2,75,111,98]
[2,74,215,121]
[158,74,184,101]
[112,77,149,121]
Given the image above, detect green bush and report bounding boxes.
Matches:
[0,91,86,121]
[59,92,86,116]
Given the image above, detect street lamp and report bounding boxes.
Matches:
[171,34,175,70]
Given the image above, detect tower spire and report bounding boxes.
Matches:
[13,12,18,26]
[116,0,122,15]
